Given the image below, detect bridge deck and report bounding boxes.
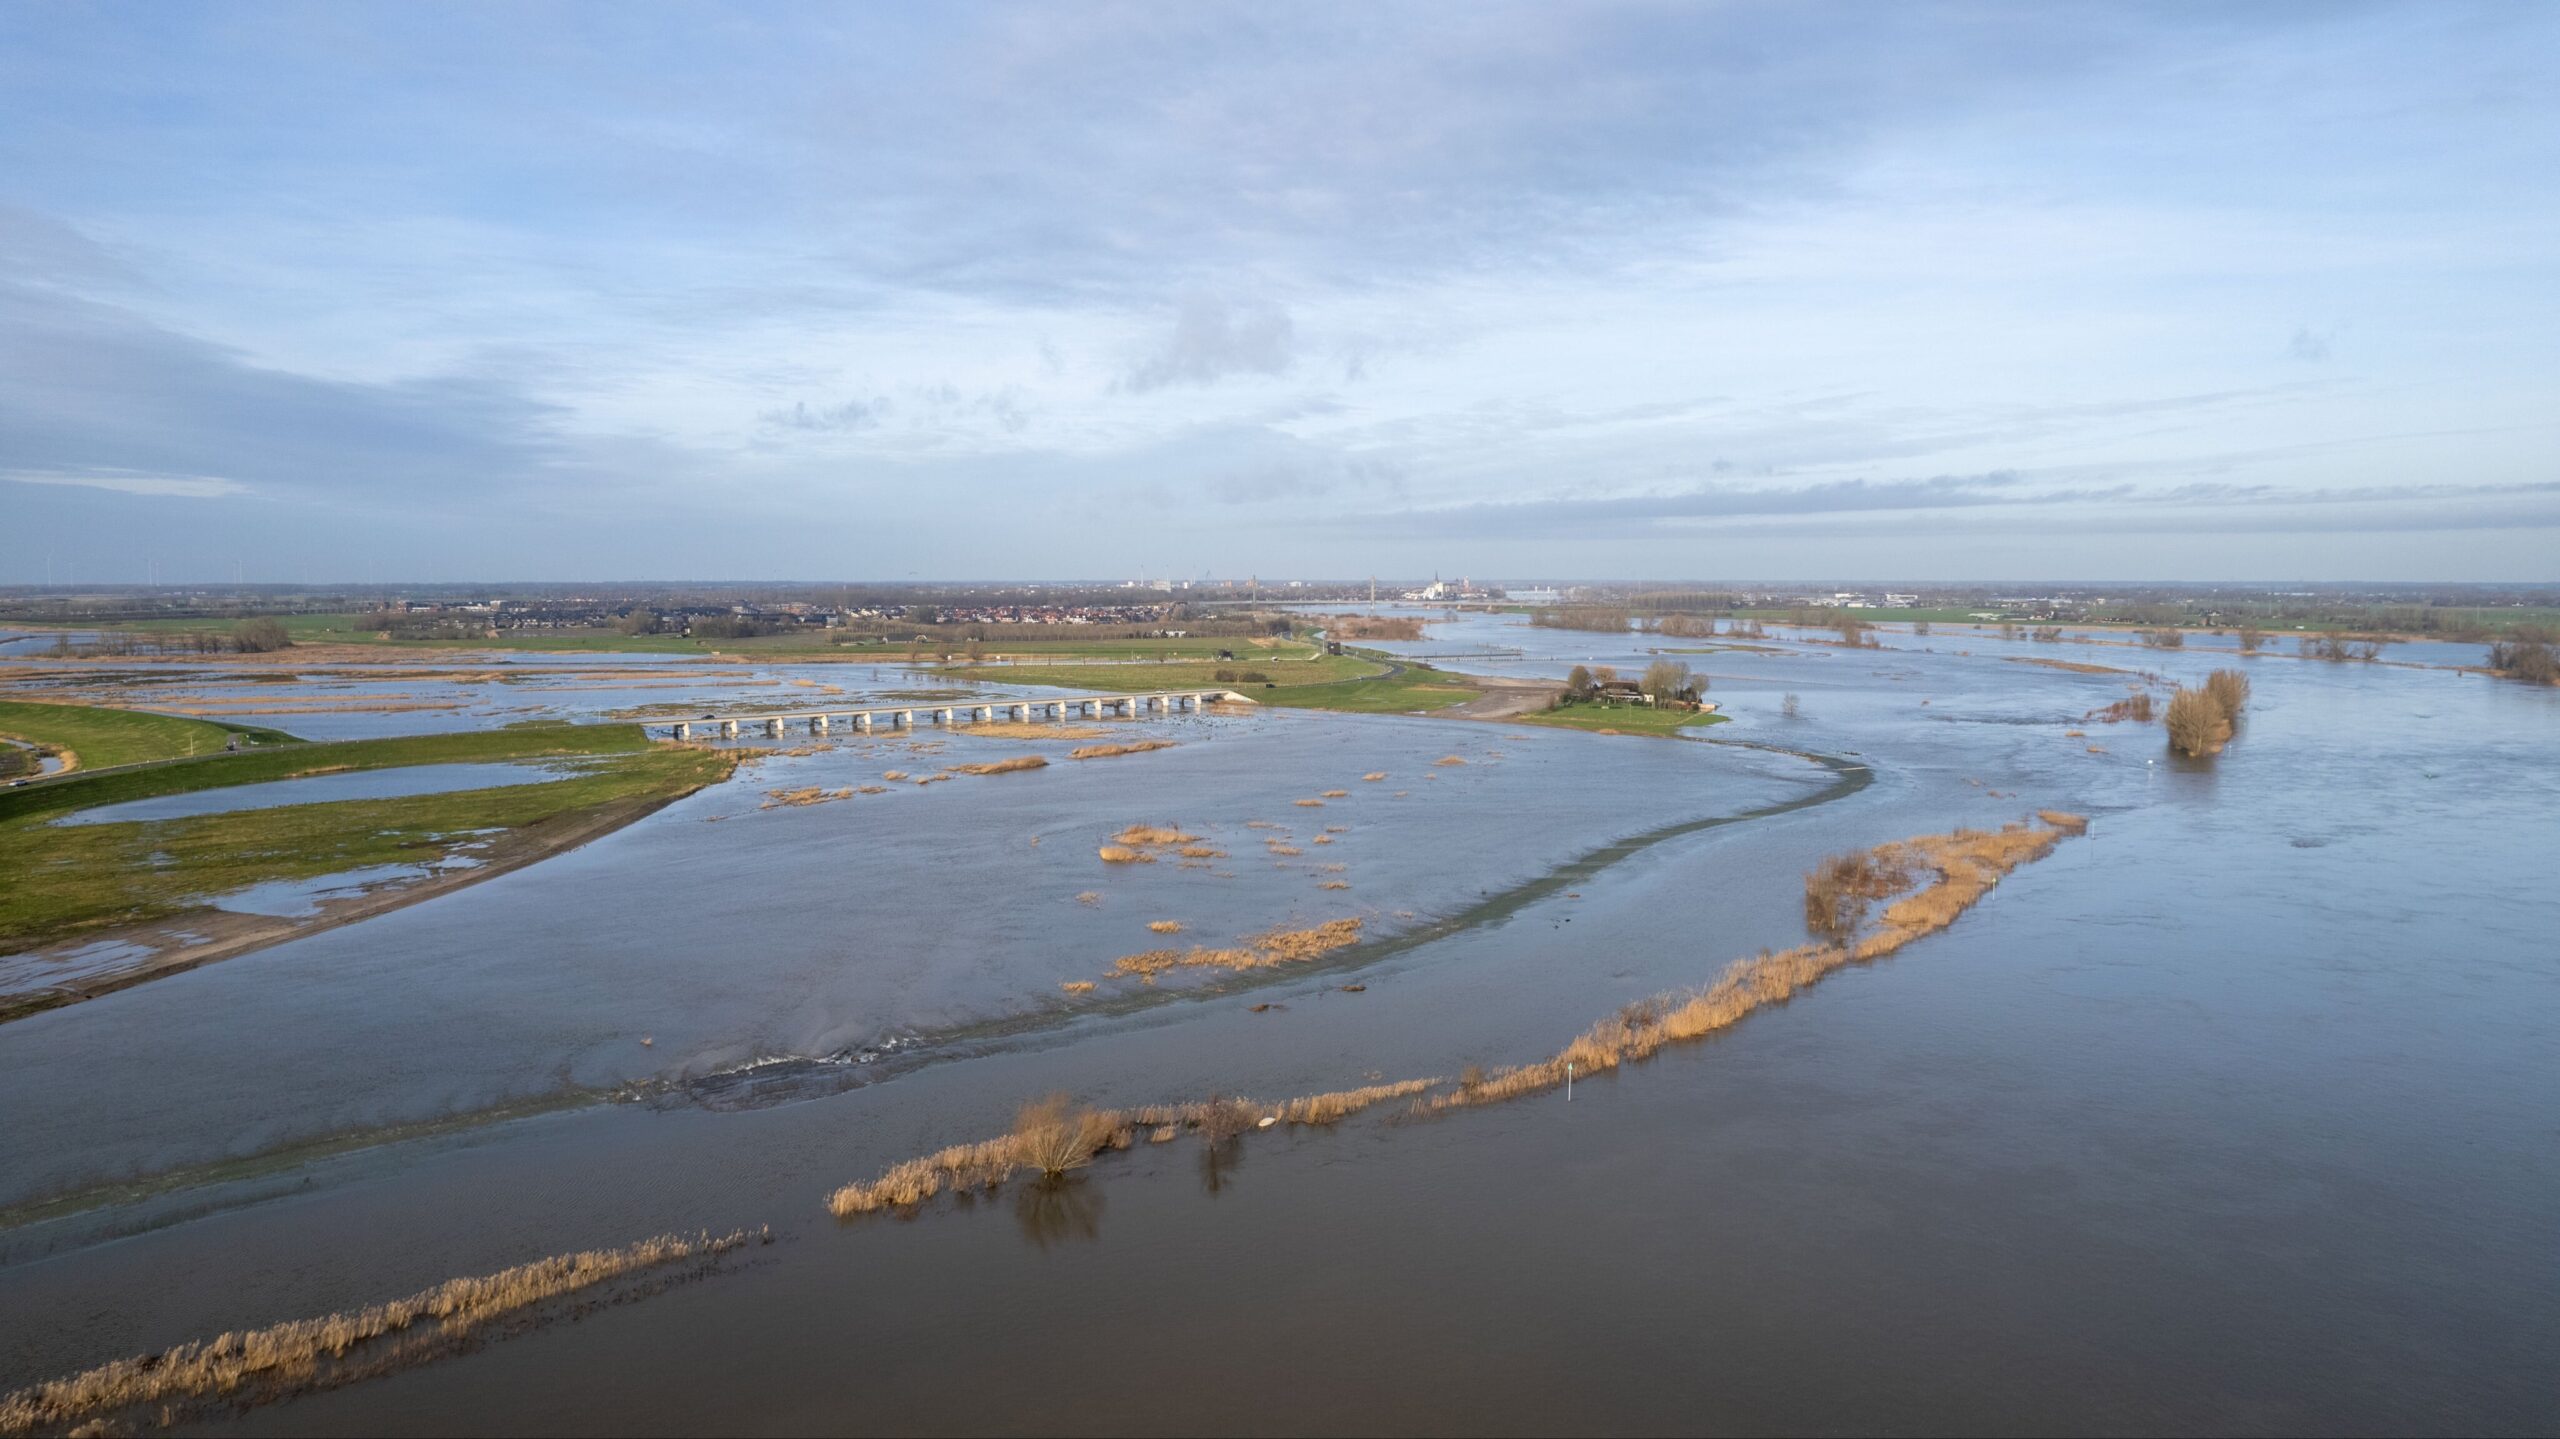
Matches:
[643,689,1253,738]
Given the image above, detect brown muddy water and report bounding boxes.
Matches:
[0,617,2554,1435]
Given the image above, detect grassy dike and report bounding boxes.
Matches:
[0,699,298,772]
[0,725,735,957]
[1509,704,1732,736]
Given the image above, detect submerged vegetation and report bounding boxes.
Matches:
[829,816,2083,1219]
[0,1229,767,1435]
[0,726,734,957]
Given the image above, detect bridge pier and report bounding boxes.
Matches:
[673,721,691,740]
[766,717,785,737]
[721,719,740,738]
[812,714,830,734]
[900,710,916,729]
[935,708,953,726]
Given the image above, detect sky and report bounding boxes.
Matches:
[3,1,2555,584]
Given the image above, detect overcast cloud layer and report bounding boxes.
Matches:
[3,1,2555,582]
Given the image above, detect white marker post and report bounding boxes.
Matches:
[1567,1061,1574,1102]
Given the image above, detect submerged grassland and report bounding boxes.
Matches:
[828,814,2085,1218]
[0,725,735,956]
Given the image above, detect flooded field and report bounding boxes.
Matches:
[1,615,2552,1435]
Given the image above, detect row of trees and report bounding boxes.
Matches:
[1557,660,1709,707]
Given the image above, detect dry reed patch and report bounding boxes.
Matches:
[857,784,888,794]
[2010,655,2130,675]
[1075,891,1103,906]
[1295,798,1326,807]
[952,754,1048,776]
[1097,845,1152,864]
[881,770,910,781]
[1104,917,1364,981]
[1266,843,1302,856]
[2037,810,2089,833]
[968,721,1110,740]
[0,1229,765,1435]
[1070,739,1181,760]
[1361,772,1387,782]
[1320,789,1349,798]
[1112,825,1198,847]
[1147,920,1184,934]
[1310,835,1333,845]
[1434,755,1467,766]
[2086,693,2156,724]
[2063,729,2086,738]
[1431,817,2083,1115]
[1319,880,1351,890]
[825,1082,1432,1219]
[1177,845,1225,860]
[761,786,855,809]
[1060,981,1097,994]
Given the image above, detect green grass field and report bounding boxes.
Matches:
[0,700,301,772]
[940,651,1382,694]
[1510,704,1732,737]
[0,725,731,956]
[1259,671,1477,713]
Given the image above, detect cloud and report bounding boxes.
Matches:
[1121,294,1295,392]
[2,467,250,499]
[762,397,888,432]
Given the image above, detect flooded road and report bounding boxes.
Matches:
[0,615,2552,1435]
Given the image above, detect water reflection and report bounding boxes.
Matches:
[1197,1136,1246,1196]
[1013,1176,1106,1249]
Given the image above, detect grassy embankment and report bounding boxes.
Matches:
[0,699,298,772]
[940,651,1476,714]
[1509,705,1731,737]
[0,724,733,957]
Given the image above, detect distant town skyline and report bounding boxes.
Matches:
[4,2,2555,583]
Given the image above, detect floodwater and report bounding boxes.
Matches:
[51,759,602,825]
[0,614,2553,1435]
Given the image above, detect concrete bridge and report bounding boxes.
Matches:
[654,689,1251,741]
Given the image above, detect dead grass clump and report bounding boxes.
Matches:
[1147,920,1184,934]
[953,754,1048,775]
[1060,980,1097,994]
[1177,845,1225,859]
[2063,729,2086,738]
[1362,772,1388,782]
[1104,917,1363,980]
[1295,798,1326,807]
[1097,845,1151,864]
[1310,835,1334,845]
[1075,891,1103,905]
[760,786,856,808]
[2036,810,2089,833]
[1069,739,1180,760]
[1112,824,1199,847]
[1434,755,1467,766]
[827,1098,1130,1217]
[971,721,1109,740]
[881,769,910,781]
[2164,686,2233,757]
[0,1230,765,1434]
[1802,848,1915,938]
[2086,693,2156,724]
[1319,880,1351,890]
[1266,843,1302,856]
[1321,789,1349,798]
